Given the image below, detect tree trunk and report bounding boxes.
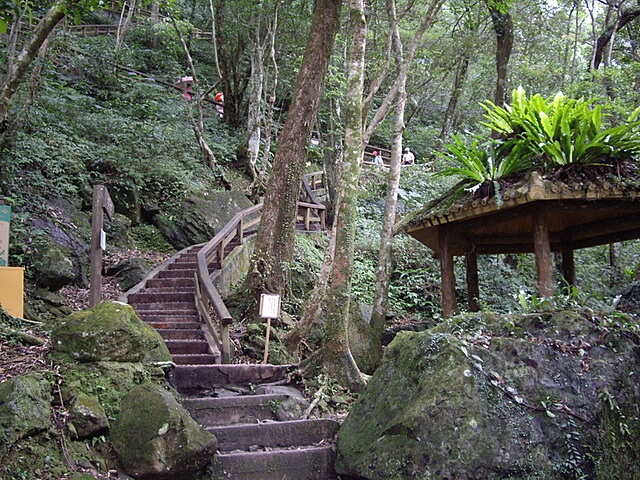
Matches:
[0,0,67,131]
[486,0,513,106]
[284,227,336,356]
[115,0,136,55]
[323,0,366,392]
[592,5,640,70]
[247,0,342,301]
[245,5,267,182]
[370,0,406,340]
[252,11,280,202]
[440,52,469,139]
[362,0,445,144]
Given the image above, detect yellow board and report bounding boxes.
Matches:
[0,267,24,318]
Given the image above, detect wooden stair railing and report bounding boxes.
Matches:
[194,171,326,364]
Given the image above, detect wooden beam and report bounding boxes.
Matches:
[465,249,480,312]
[89,185,105,307]
[533,208,554,298]
[439,228,458,317]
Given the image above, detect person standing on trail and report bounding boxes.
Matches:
[371,150,383,165]
[214,92,224,117]
[402,147,415,165]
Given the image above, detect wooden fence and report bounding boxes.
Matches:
[194,172,326,363]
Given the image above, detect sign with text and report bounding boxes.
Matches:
[0,205,10,267]
[259,294,281,319]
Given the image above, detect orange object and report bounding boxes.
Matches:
[214,92,224,102]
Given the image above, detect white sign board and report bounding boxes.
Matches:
[100,229,107,251]
[0,205,10,267]
[259,294,281,319]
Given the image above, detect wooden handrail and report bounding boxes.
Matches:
[194,171,326,363]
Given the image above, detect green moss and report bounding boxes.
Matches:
[58,360,164,418]
[52,301,165,362]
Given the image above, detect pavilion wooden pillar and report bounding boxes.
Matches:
[439,227,458,317]
[561,248,576,288]
[533,208,554,298]
[465,249,480,312]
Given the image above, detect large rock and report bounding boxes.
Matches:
[111,382,218,479]
[106,257,152,291]
[68,393,110,440]
[336,311,640,479]
[349,302,383,374]
[0,373,52,454]
[29,197,91,288]
[52,301,171,363]
[58,360,167,419]
[153,191,253,249]
[32,241,77,290]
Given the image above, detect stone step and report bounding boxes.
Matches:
[167,262,197,270]
[130,302,195,311]
[174,255,198,263]
[170,364,292,395]
[136,304,200,322]
[129,291,194,304]
[146,321,202,330]
[214,446,337,480]
[172,353,221,365]
[165,339,211,354]
[185,394,287,427]
[157,329,205,341]
[209,418,340,452]
[146,277,194,288]
[157,269,196,279]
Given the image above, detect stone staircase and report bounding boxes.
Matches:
[125,247,341,479]
[171,364,340,479]
[127,245,222,365]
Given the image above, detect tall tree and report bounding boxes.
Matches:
[486,0,513,105]
[244,0,280,187]
[247,0,342,301]
[322,0,367,391]
[368,0,445,339]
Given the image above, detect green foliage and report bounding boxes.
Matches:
[129,225,175,253]
[436,87,640,191]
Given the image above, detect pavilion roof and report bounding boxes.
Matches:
[398,167,640,256]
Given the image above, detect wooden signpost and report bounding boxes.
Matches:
[259,293,281,364]
[89,185,114,307]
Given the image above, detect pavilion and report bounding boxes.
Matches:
[398,169,640,316]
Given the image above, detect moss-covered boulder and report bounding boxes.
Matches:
[57,360,166,419]
[336,311,640,479]
[51,301,171,363]
[153,190,253,249]
[111,382,218,479]
[349,302,383,374]
[68,393,110,440]
[0,373,52,455]
[33,241,77,291]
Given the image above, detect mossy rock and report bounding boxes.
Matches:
[111,382,218,479]
[56,360,166,418]
[32,241,77,291]
[68,393,110,440]
[51,301,171,363]
[0,373,52,455]
[336,311,640,479]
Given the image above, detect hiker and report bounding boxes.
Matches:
[402,147,415,165]
[371,150,383,165]
[214,92,224,116]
